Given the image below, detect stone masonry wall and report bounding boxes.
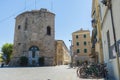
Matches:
[9,9,55,66]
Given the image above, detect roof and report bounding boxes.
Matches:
[55,40,70,53]
[72,29,90,34]
[16,8,55,18]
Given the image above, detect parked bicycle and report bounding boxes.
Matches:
[77,63,108,79]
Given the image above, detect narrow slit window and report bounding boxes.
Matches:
[47,26,51,35]
[18,25,21,30]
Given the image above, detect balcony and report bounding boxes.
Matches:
[91,19,97,28]
[93,28,97,38]
[91,28,97,41]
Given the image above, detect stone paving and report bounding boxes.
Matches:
[0,65,104,80]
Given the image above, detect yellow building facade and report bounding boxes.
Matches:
[91,0,104,63]
[55,40,71,65]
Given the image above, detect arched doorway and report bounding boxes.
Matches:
[28,46,39,66]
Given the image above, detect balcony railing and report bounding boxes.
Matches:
[91,19,97,28]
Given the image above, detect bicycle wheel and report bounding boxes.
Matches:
[79,68,87,78]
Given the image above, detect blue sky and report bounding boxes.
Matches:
[0,0,92,52]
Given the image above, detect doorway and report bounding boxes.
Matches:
[29,46,39,66]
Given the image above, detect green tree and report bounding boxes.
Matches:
[1,43,13,64]
[0,53,3,62]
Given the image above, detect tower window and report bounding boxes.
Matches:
[47,26,51,35]
[18,25,21,30]
[18,43,21,46]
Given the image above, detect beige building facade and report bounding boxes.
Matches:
[72,29,91,64]
[9,8,55,66]
[55,40,71,65]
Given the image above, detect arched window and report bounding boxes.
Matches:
[18,25,21,30]
[47,26,51,35]
[29,46,39,58]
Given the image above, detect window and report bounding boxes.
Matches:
[77,49,80,53]
[84,49,87,53]
[76,35,78,39]
[84,41,87,45]
[47,26,51,35]
[18,25,21,30]
[18,43,21,46]
[83,34,86,38]
[76,42,79,46]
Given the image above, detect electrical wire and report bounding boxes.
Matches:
[0,0,39,23]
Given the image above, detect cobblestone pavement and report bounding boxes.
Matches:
[0,65,104,80]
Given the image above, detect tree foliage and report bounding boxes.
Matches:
[0,53,3,62]
[1,43,13,64]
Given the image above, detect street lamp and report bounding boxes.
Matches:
[101,0,120,79]
[69,40,73,68]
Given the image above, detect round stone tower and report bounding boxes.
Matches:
[9,8,55,66]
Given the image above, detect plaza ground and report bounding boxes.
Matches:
[0,65,104,80]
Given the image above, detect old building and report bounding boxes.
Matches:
[90,0,104,64]
[92,0,120,79]
[72,29,91,64]
[55,40,71,65]
[100,0,120,79]
[9,8,55,66]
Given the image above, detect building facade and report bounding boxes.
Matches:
[55,40,71,65]
[90,0,104,63]
[93,0,120,79]
[9,8,55,66]
[72,29,91,64]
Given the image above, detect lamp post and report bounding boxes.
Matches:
[69,40,73,68]
[101,0,120,79]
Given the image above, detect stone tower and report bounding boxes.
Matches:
[9,8,55,66]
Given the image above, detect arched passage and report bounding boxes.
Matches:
[28,46,39,66]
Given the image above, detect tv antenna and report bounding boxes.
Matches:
[51,0,53,11]
[24,0,26,10]
[35,0,36,9]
